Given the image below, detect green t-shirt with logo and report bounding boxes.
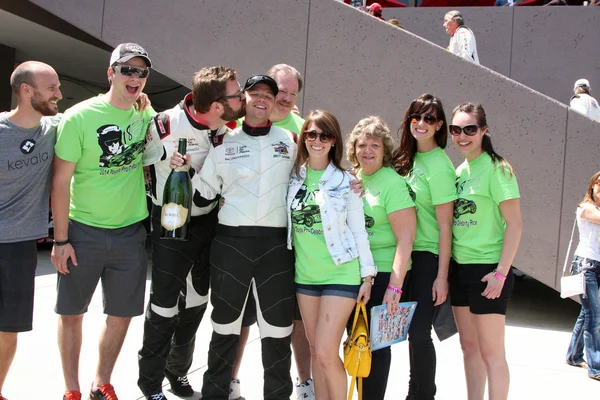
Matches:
[237,112,305,136]
[359,167,415,273]
[405,147,457,255]
[55,96,155,228]
[291,167,360,285]
[452,152,520,264]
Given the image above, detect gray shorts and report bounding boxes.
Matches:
[55,220,148,317]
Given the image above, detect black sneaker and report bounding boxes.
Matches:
[146,393,168,400]
[164,369,194,397]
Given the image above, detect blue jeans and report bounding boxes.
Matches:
[566,256,600,377]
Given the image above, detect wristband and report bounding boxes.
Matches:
[492,269,507,282]
[387,285,402,295]
[53,239,70,246]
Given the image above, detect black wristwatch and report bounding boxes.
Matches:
[53,239,70,246]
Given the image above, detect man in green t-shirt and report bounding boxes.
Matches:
[51,43,155,400]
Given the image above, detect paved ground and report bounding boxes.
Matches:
[2,246,597,399]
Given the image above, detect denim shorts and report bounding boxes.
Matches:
[296,283,360,299]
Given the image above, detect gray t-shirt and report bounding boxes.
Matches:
[0,112,61,243]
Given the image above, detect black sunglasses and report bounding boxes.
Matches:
[409,113,438,125]
[304,130,334,143]
[113,65,150,79]
[218,92,243,102]
[449,124,479,136]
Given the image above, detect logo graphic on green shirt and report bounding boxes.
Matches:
[364,214,375,228]
[291,184,322,228]
[97,124,144,168]
[454,198,477,219]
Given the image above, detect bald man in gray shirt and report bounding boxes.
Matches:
[0,61,62,400]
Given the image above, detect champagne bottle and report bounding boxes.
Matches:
[161,138,192,240]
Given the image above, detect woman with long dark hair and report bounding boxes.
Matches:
[392,94,456,400]
[449,102,522,400]
[287,109,376,400]
[565,171,600,381]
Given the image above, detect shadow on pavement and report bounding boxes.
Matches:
[507,276,579,333]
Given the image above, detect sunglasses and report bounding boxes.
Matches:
[409,113,438,125]
[304,130,334,143]
[449,124,479,136]
[113,65,150,79]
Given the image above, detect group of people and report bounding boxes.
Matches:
[0,40,524,400]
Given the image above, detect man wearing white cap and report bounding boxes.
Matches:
[571,79,600,122]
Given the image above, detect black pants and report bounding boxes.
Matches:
[201,225,295,400]
[138,205,217,396]
[348,271,410,400]
[407,251,440,400]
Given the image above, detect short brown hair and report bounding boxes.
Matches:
[347,116,395,170]
[192,66,237,113]
[266,64,303,93]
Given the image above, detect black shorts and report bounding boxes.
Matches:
[449,259,514,315]
[0,240,37,332]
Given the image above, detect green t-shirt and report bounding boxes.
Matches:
[237,112,305,136]
[405,147,457,254]
[452,152,520,264]
[360,167,415,273]
[291,167,360,285]
[55,96,155,228]
[273,112,304,136]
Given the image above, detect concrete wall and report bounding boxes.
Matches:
[29,0,600,291]
[385,7,600,105]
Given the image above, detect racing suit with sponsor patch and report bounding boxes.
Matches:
[194,121,297,400]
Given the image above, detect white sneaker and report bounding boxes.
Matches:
[296,378,315,400]
[229,379,245,400]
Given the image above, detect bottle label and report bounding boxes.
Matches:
[161,203,188,230]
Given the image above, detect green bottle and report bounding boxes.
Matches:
[160,138,192,240]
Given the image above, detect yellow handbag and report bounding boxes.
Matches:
[343,301,372,400]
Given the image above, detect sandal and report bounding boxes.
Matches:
[566,360,589,369]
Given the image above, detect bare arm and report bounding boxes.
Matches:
[481,198,522,299]
[51,156,77,274]
[580,204,600,225]
[382,207,416,313]
[433,201,454,306]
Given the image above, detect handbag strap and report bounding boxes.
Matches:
[562,218,578,276]
[348,302,362,338]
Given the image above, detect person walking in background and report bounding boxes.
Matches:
[346,115,416,400]
[444,11,480,65]
[138,66,244,400]
[0,61,62,400]
[565,171,600,381]
[287,109,377,400]
[393,94,456,400]
[449,102,522,400]
[570,79,600,122]
[51,43,155,400]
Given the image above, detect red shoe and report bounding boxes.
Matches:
[63,391,82,400]
[89,384,117,400]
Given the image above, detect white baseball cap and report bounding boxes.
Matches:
[574,79,590,90]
